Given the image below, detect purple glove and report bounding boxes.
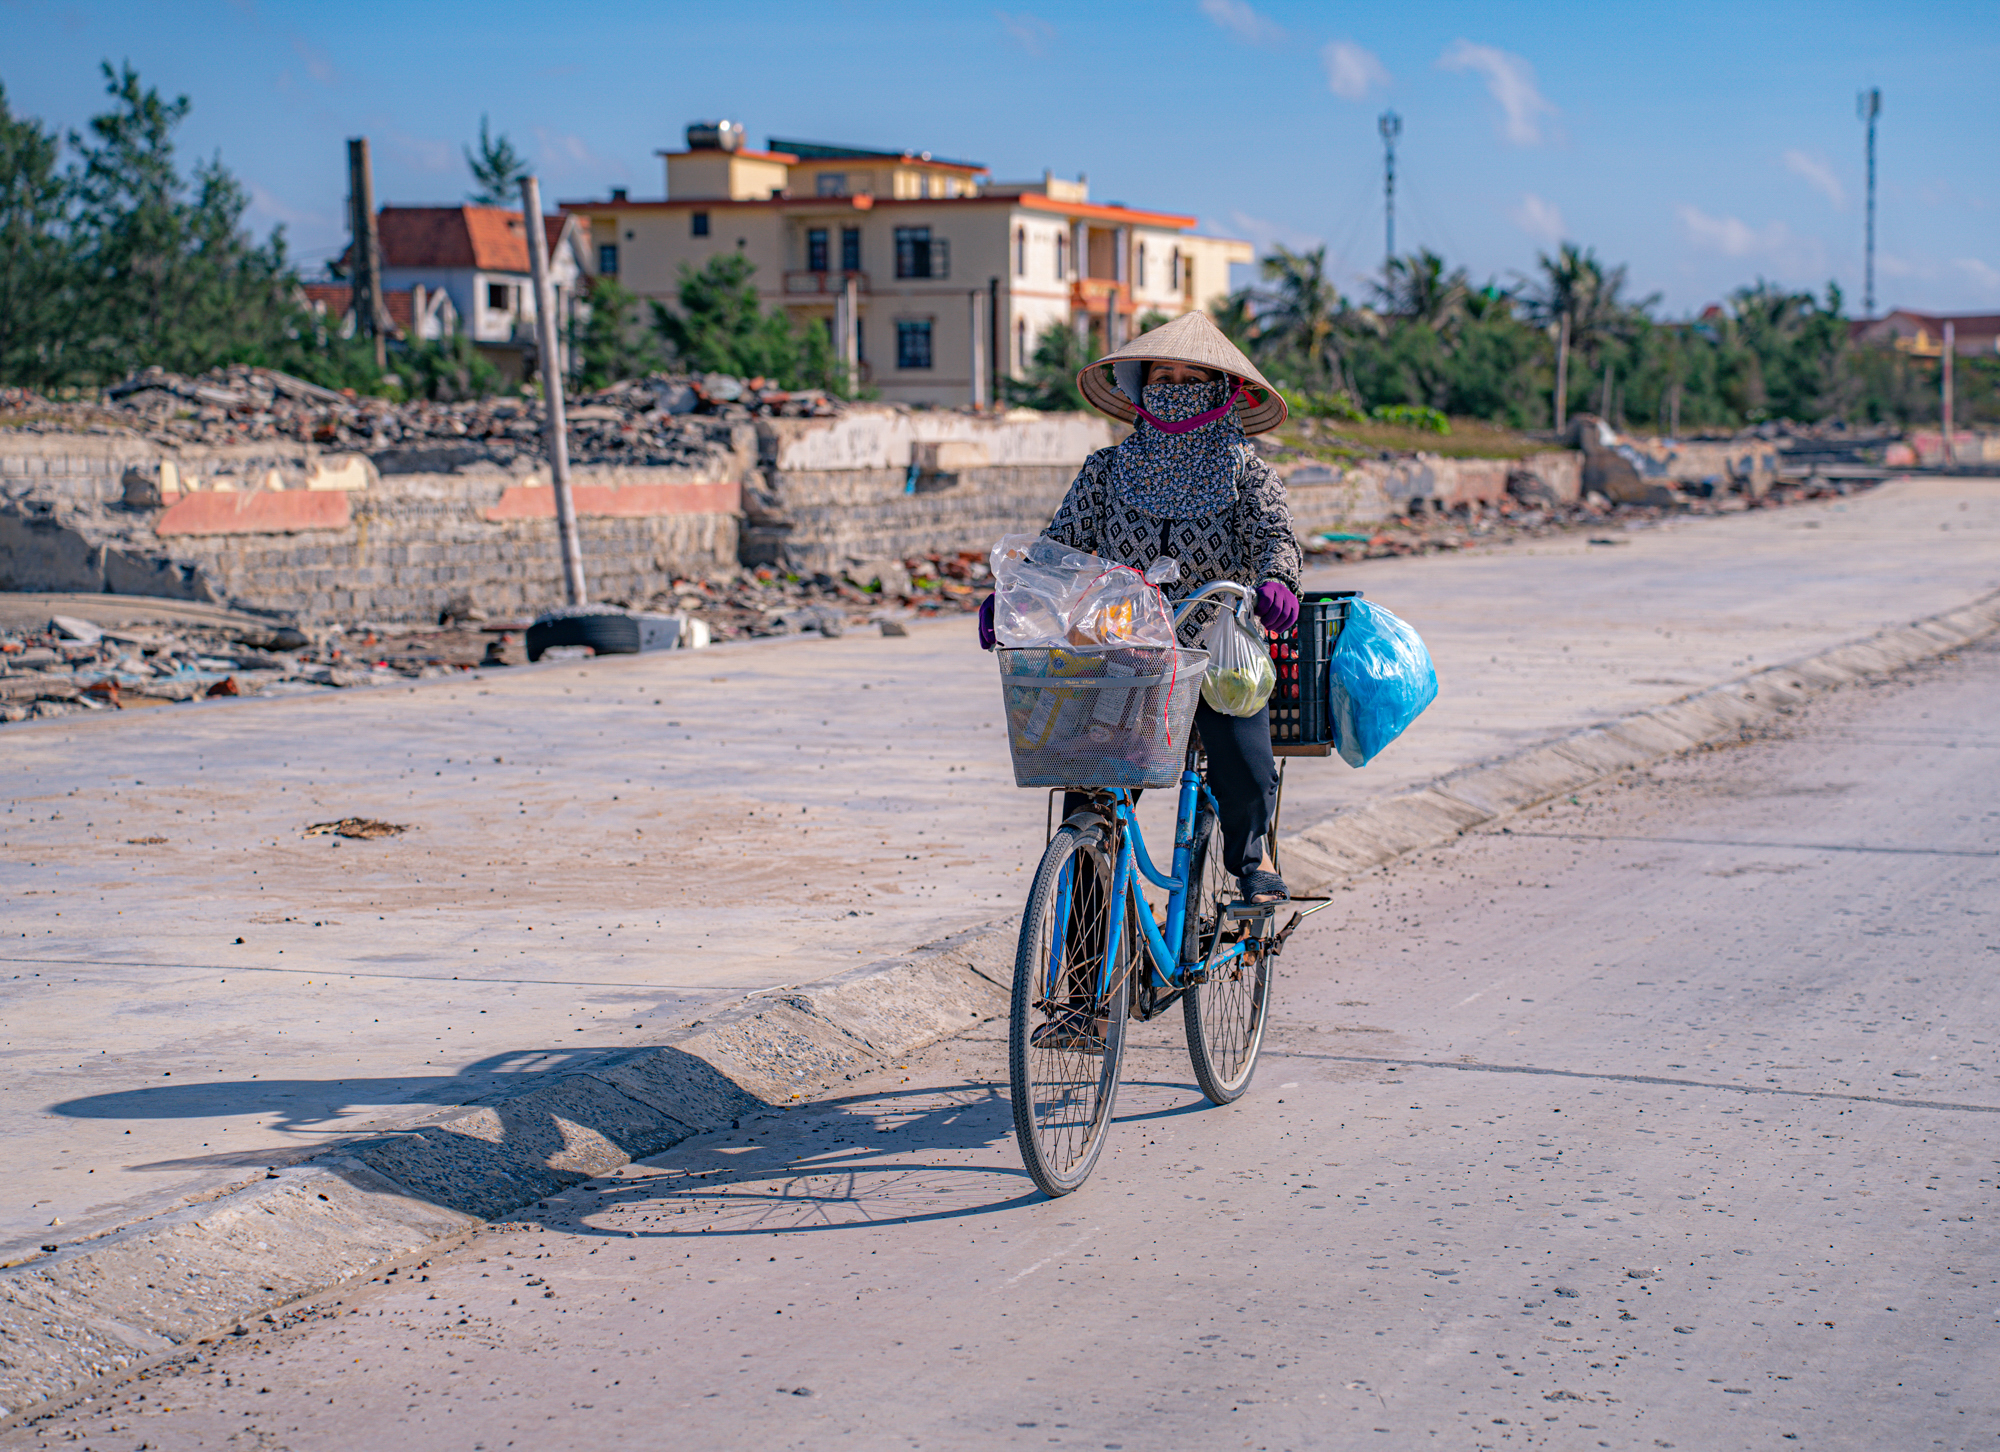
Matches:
[977,593,997,650]
[1254,581,1299,635]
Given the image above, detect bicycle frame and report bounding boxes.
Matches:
[1044,577,1269,1006]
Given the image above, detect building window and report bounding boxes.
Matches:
[1135,243,1145,289]
[486,281,511,311]
[807,228,829,272]
[841,226,861,273]
[598,243,619,276]
[894,227,948,279]
[816,172,847,197]
[1015,317,1027,370]
[1055,232,1067,280]
[896,319,933,369]
[691,211,709,237]
[1171,247,1182,292]
[1014,226,1026,277]
[855,318,865,362]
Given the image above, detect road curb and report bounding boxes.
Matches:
[1275,591,2000,891]
[4,590,1996,1422]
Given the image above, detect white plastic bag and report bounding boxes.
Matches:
[989,534,1176,649]
[1199,603,1276,717]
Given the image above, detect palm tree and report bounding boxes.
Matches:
[1377,249,1469,335]
[1246,244,1353,395]
[1522,244,1655,433]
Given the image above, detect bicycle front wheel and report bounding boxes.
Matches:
[1182,811,1273,1105]
[1009,817,1130,1197]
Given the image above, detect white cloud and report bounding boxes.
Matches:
[1509,193,1565,246]
[1675,204,1791,259]
[1675,204,1826,276]
[1954,257,2000,296]
[1782,149,1845,209]
[1321,40,1389,101]
[534,128,622,184]
[1225,210,1322,257]
[995,10,1055,55]
[1200,0,1283,45]
[387,132,456,176]
[1437,40,1556,146]
[289,35,335,85]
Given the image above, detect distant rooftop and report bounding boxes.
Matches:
[767,137,987,172]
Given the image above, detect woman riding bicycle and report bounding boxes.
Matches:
[979,311,1302,906]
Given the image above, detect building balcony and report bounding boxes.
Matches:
[784,270,870,296]
[1070,277,1129,314]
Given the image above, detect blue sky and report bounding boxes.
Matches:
[4,0,1995,315]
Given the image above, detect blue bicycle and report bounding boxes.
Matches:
[1000,580,1326,1196]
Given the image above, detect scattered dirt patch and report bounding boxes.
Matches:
[304,818,407,840]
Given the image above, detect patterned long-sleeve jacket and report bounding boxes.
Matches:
[1042,445,1303,646]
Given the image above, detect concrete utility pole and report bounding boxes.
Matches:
[519,176,586,606]
[987,277,1001,400]
[1553,313,1570,437]
[968,289,985,409]
[1858,88,1881,318]
[1942,320,1956,466]
[1378,110,1401,283]
[835,277,859,396]
[346,138,390,370]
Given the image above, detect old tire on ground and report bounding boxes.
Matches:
[526,607,639,661]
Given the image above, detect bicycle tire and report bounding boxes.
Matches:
[1009,818,1130,1196]
[1181,810,1273,1105]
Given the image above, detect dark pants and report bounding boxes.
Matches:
[1062,702,1279,884]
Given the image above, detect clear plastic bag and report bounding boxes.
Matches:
[1328,599,1438,767]
[1199,602,1276,717]
[989,534,1176,649]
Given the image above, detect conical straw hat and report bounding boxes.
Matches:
[1076,310,1287,434]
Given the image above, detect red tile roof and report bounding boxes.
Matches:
[376,206,580,273]
[302,282,423,331]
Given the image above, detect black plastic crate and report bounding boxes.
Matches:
[1268,589,1361,755]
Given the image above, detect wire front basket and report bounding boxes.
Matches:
[997,645,1208,789]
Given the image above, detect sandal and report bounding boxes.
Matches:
[1238,869,1289,905]
[1030,1007,1106,1054]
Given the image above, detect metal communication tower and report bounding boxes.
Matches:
[1858,88,1881,318]
[1378,110,1402,281]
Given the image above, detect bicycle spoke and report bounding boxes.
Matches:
[1010,819,1128,1195]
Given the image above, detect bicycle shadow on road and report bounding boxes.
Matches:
[47,1033,1227,1228]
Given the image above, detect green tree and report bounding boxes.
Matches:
[397,333,502,401]
[0,82,71,388]
[1004,320,1090,411]
[465,116,528,207]
[1247,244,1352,394]
[1377,248,1469,335]
[574,276,662,390]
[62,63,300,386]
[649,252,843,390]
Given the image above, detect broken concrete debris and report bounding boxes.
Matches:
[1,364,838,468]
[0,550,987,726]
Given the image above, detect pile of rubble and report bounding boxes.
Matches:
[0,551,991,726]
[0,609,503,724]
[1301,475,1880,565]
[0,365,841,469]
[634,551,988,643]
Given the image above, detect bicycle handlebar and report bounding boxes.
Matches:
[1171,578,1254,627]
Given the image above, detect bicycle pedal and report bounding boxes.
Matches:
[1223,900,1279,921]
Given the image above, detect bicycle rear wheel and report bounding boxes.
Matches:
[1009,817,1130,1196]
[1181,810,1273,1105]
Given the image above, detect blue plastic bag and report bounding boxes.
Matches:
[1329,599,1438,768]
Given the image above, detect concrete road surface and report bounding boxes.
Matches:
[8,596,1993,1449]
[3,476,1995,1258]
